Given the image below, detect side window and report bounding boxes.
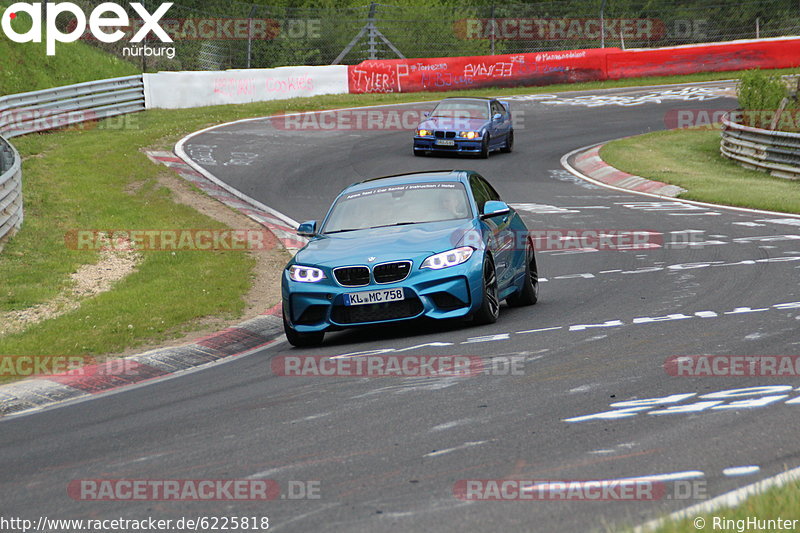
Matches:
[477,175,501,202]
[469,175,491,212]
[491,101,505,117]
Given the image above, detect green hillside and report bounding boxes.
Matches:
[1,11,140,95]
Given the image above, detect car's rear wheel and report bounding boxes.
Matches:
[479,134,490,159]
[501,130,514,153]
[507,239,538,307]
[471,256,500,324]
[283,311,325,347]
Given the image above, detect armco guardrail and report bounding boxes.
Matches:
[721,114,800,180]
[0,75,145,252]
[0,134,22,252]
[0,75,145,138]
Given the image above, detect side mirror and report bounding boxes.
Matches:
[296,220,317,237]
[481,200,511,220]
[493,113,503,121]
[424,111,431,117]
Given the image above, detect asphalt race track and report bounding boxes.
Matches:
[3,82,800,532]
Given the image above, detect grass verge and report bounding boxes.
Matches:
[601,128,800,214]
[630,478,800,533]
[2,67,800,381]
[0,15,139,95]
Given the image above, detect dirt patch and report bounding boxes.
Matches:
[0,244,141,336]
[0,169,289,353]
[110,172,290,356]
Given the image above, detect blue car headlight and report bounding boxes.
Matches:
[416,128,433,137]
[421,246,474,270]
[458,131,480,139]
[289,265,326,283]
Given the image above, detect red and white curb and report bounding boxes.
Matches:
[0,304,284,418]
[572,145,687,198]
[145,150,307,252]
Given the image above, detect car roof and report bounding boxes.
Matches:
[440,96,494,101]
[344,170,471,193]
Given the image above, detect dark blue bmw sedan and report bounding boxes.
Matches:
[413,97,514,158]
[281,170,538,347]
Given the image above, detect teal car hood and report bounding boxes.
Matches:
[294,219,477,267]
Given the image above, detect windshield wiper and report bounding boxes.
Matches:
[370,222,418,229]
[324,228,363,234]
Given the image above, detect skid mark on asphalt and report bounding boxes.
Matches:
[505,86,725,107]
[538,254,800,283]
[330,299,800,359]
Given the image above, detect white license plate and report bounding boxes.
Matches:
[344,288,405,306]
[435,139,455,146]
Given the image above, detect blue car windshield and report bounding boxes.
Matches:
[323,182,472,233]
[430,100,489,120]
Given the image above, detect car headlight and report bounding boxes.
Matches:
[421,247,474,270]
[288,265,325,282]
[458,131,480,139]
[416,129,432,136]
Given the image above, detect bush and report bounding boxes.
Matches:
[737,69,792,128]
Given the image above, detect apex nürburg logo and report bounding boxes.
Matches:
[1,1,173,55]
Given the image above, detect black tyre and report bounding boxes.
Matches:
[500,130,514,153]
[479,134,490,159]
[283,312,325,347]
[507,239,538,307]
[413,148,425,157]
[471,256,500,325]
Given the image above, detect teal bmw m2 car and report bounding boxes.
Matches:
[281,170,538,347]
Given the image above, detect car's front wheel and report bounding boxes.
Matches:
[507,239,538,307]
[501,130,514,153]
[413,147,425,157]
[471,256,500,324]
[283,312,325,347]
[479,134,490,159]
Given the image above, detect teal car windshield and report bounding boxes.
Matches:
[322,182,472,234]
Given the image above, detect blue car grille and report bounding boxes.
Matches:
[334,266,370,286]
[331,298,423,324]
[373,261,411,283]
[434,131,456,139]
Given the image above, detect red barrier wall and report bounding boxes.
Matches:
[348,37,800,94]
[347,48,614,94]
[606,38,800,79]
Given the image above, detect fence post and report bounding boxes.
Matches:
[490,3,495,55]
[246,5,257,69]
[600,0,607,48]
[367,2,378,60]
